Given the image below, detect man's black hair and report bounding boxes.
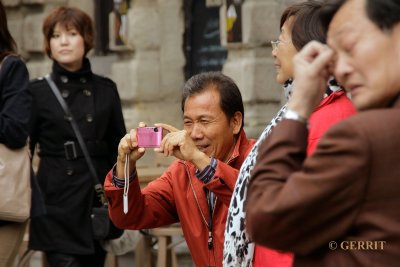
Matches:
[181,71,244,131]
[320,0,400,32]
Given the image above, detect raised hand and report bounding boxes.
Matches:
[289,41,334,119]
[155,123,210,170]
[115,122,147,178]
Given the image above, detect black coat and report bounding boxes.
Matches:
[0,55,38,226]
[28,59,126,254]
[0,55,31,148]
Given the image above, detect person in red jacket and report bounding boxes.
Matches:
[223,1,356,266]
[104,72,255,267]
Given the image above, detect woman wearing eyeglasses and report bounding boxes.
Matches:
[223,1,356,266]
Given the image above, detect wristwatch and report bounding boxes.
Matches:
[283,109,308,125]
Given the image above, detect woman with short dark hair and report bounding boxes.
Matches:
[28,7,126,267]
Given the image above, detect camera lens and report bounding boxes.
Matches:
[154,127,158,132]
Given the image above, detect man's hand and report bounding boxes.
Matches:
[155,123,211,170]
[288,41,334,119]
[115,122,146,179]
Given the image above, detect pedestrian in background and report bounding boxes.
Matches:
[223,1,356,266]
[28,7,126,267]
[0,0,32,266]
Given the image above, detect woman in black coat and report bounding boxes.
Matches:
[28,7,126,267]
[0,2,32,266]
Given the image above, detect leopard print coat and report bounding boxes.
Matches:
[223,79,342,266]
[223,80,292,267]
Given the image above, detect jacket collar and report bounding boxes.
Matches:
[226,129,248,165]
[51,57,93,84]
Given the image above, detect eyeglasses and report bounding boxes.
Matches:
[271,40,281,50]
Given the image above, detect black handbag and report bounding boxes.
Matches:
[45,74,123,240]
[91,206,124,240]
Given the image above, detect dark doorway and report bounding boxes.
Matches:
[94,0,113,55]
[184,0,228,80]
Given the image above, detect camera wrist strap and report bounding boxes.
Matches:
[123,154,129,214]
[44,74,107,206]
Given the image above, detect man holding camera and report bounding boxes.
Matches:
[104,72,255,266]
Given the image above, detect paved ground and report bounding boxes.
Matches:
[18,238,195,267]
[24,250,194,267]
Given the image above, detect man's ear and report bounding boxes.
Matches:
[231,111,243,135]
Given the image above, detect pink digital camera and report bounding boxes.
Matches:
[136,127,163,148]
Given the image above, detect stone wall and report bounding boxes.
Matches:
[5,0,297,166]
[111,0,185,133]
[221,0,298,137]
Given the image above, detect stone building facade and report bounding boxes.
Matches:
[5,0,297,167]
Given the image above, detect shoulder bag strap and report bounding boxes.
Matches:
[44,74,107,206]
[0,55,8,70]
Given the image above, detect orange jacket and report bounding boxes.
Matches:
[104,130,255,267]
